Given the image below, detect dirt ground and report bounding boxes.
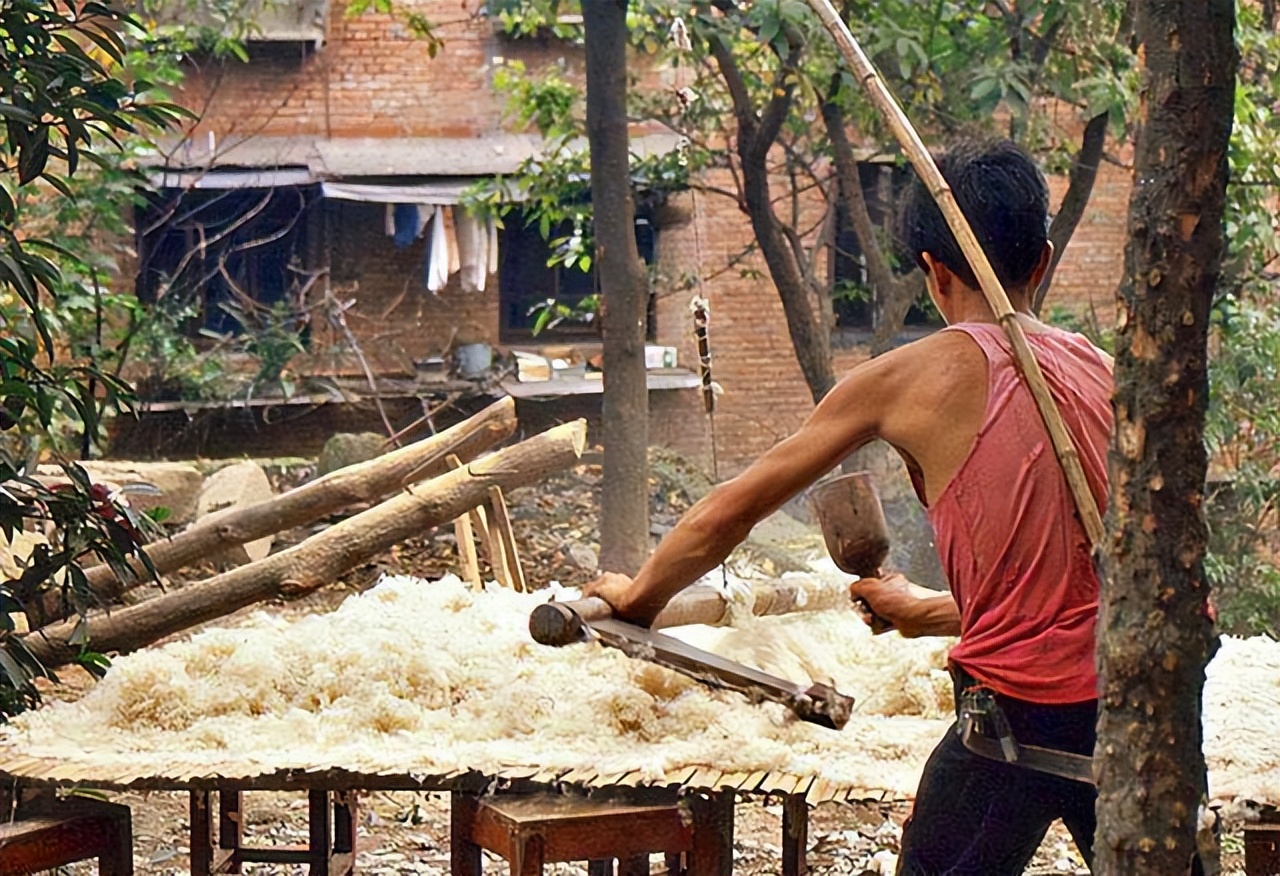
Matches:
[40,452,1246,875]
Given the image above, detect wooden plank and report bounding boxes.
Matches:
[741,771,769,793]
[445,455,482,587]
[469,502,512,588]
[485,486,526,592]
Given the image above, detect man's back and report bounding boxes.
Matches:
[883,319,1113,703]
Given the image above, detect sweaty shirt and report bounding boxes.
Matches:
[923,321,1113,705]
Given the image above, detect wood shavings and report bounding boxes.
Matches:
[0,575,1275,805]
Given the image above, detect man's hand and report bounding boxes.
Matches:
[582,572,659,626]
[849,573,961,638]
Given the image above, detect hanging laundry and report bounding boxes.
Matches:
[426,207,451,293]
[486,216,499,279]
[385,204,396,237]
[392,204,420,249]
[444,206,462,276]
[454,208,488,294]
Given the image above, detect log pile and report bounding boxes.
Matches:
[21,398,588,668]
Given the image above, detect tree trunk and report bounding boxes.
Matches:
[1035,111,1109,313]
[820,88,924,356]
[26,421,587,667]
[585,0,650,576]
[707,35,836,404]
[30,398,518,627]
[1095,1,1235,873]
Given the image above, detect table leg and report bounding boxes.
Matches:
[450,791,483,876]
[664,853,684,876]
[309,789,332,876]
[782,794,808,876]
[686,792,733,876]
[514,833,544,876]
[334,791,357,854]
[219,790,243,874]
[190,791,215,876]
[587,860,612,876]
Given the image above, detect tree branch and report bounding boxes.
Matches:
[1034,111,1108,313]
[821,75,922,354]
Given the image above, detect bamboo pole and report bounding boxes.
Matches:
[804,0,1105,548]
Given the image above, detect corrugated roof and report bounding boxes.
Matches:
[144,131,686,182]
[147,135,317,170]
[310,132,684,178]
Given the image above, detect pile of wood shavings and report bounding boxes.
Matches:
[1,575,949,793]
[2,575,1275,804]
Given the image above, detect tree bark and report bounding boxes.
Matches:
[707,35,836,404]
[585,0,650,576]
[25,421,587,667]
[1095,1,1235,873]
[1034,111,1109,313]
[29,398,519,627]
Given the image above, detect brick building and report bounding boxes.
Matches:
[133,0,1132,475]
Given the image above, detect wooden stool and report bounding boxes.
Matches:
[188,788,357,876]
[0,794,132,876]
[450,789,734,876]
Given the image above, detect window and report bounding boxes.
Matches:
[136,186,316,339]
[830,162,941,334]
[498,209,657,342]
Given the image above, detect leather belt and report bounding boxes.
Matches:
[957,687,1096,786]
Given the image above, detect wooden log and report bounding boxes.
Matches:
[24,420,586,668]
[29,398,518,627]
[530,579,819,646]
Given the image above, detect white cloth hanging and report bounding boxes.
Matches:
[427,207,451,293]
[454,208,489,293]
[445,207,461,276]
[486,216,499,277]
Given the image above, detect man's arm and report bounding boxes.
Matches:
[594,350,913,625]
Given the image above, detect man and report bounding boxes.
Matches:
[586,139,1114,875]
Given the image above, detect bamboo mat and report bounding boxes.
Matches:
[0,751,905,806]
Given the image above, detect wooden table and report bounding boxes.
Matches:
[0,768,820,876]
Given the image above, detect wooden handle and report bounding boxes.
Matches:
[530,581,819,647]
[529,598,614,646]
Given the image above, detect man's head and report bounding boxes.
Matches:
[898,139,1052,319]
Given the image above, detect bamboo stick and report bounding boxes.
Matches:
[804,0,1105,548]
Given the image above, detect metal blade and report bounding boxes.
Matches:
[588,618,855,730]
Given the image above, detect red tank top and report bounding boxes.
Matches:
[924,322,1112,704]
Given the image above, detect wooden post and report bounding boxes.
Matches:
[686,792,733,876]
[190,791,215,876]
[309,789,332,876]
[218,790,243,874]
[486,486,527,592]
[450,791,483,876]
[446,455,482,587]
[781,795,808,876]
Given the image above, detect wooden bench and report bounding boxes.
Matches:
[450,789,734,876]
[0,794,132,876]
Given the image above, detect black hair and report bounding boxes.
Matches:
[897,139,1050,292]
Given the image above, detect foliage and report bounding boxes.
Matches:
[485,0,1134,355]
[0,0,226,718]
[1200,5,1280,639]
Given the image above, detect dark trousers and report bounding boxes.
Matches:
[897,671,1099,876]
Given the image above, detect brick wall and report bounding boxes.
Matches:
[163,6,1134,473]
[310,200,500,375]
